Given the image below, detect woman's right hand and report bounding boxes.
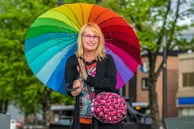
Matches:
[77,57,88,80]
[71,79,83,96]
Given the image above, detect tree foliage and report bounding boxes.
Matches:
[0,0,72,125]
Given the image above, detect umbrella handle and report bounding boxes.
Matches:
[66,83,78,92]
[66,57,85,92]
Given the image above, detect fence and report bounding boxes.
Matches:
[0,114,10,129]
[163,116,194,129]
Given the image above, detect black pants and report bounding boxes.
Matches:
[80,123,91,129]
[80,122,122,129]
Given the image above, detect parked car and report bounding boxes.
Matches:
[124,98,152,129]
[10,119,23,129]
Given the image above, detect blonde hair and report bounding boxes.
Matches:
[75,23,106,60]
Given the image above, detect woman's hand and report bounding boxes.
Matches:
[77,57,88,80]
[71,79,83,96]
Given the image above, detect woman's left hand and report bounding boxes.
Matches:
[71,79,83,96]
[77,57,88,80]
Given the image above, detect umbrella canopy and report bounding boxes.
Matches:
[24,3,142,94]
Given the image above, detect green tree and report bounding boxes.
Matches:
[0,0,72,128]
[100,0,194,129]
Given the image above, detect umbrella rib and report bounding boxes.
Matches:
[90,9,112,23]
[29,24,77,35]
[55,4,82,29]
[26,37,77,64]
[65,3,84,28]
[98,18,127,28]
[79,3,85,26]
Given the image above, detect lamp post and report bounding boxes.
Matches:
[162,32,167,119]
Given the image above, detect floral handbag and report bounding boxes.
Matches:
[91,92,127,124]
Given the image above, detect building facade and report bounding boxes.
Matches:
[176,53,194,116]
[124,55,179,119]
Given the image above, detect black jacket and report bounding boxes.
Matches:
[65,54,117,129]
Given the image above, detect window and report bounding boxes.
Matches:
[181,107,194,116]
[142,77,148,90]
[182,72,194,87]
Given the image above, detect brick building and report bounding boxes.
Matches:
[176,53,194,116]
[124,55,179,119]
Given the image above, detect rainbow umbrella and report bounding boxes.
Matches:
[24,3,142,94]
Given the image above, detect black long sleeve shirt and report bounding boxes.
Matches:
[65,54,117,95]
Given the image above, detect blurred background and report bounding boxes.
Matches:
[0,0,194,129]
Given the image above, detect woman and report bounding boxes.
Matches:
[65,23,121,129]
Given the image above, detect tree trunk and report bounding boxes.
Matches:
[148,53,161,129]
[0,100,8,114]
[128,73,137,102]
[96,0,101,3]
[42,89,52,129]
[43,0,50,5]
[148,73,160,129]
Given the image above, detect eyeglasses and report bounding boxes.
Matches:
[82,34,100,40]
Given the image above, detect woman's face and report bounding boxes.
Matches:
[82,27,99,52]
